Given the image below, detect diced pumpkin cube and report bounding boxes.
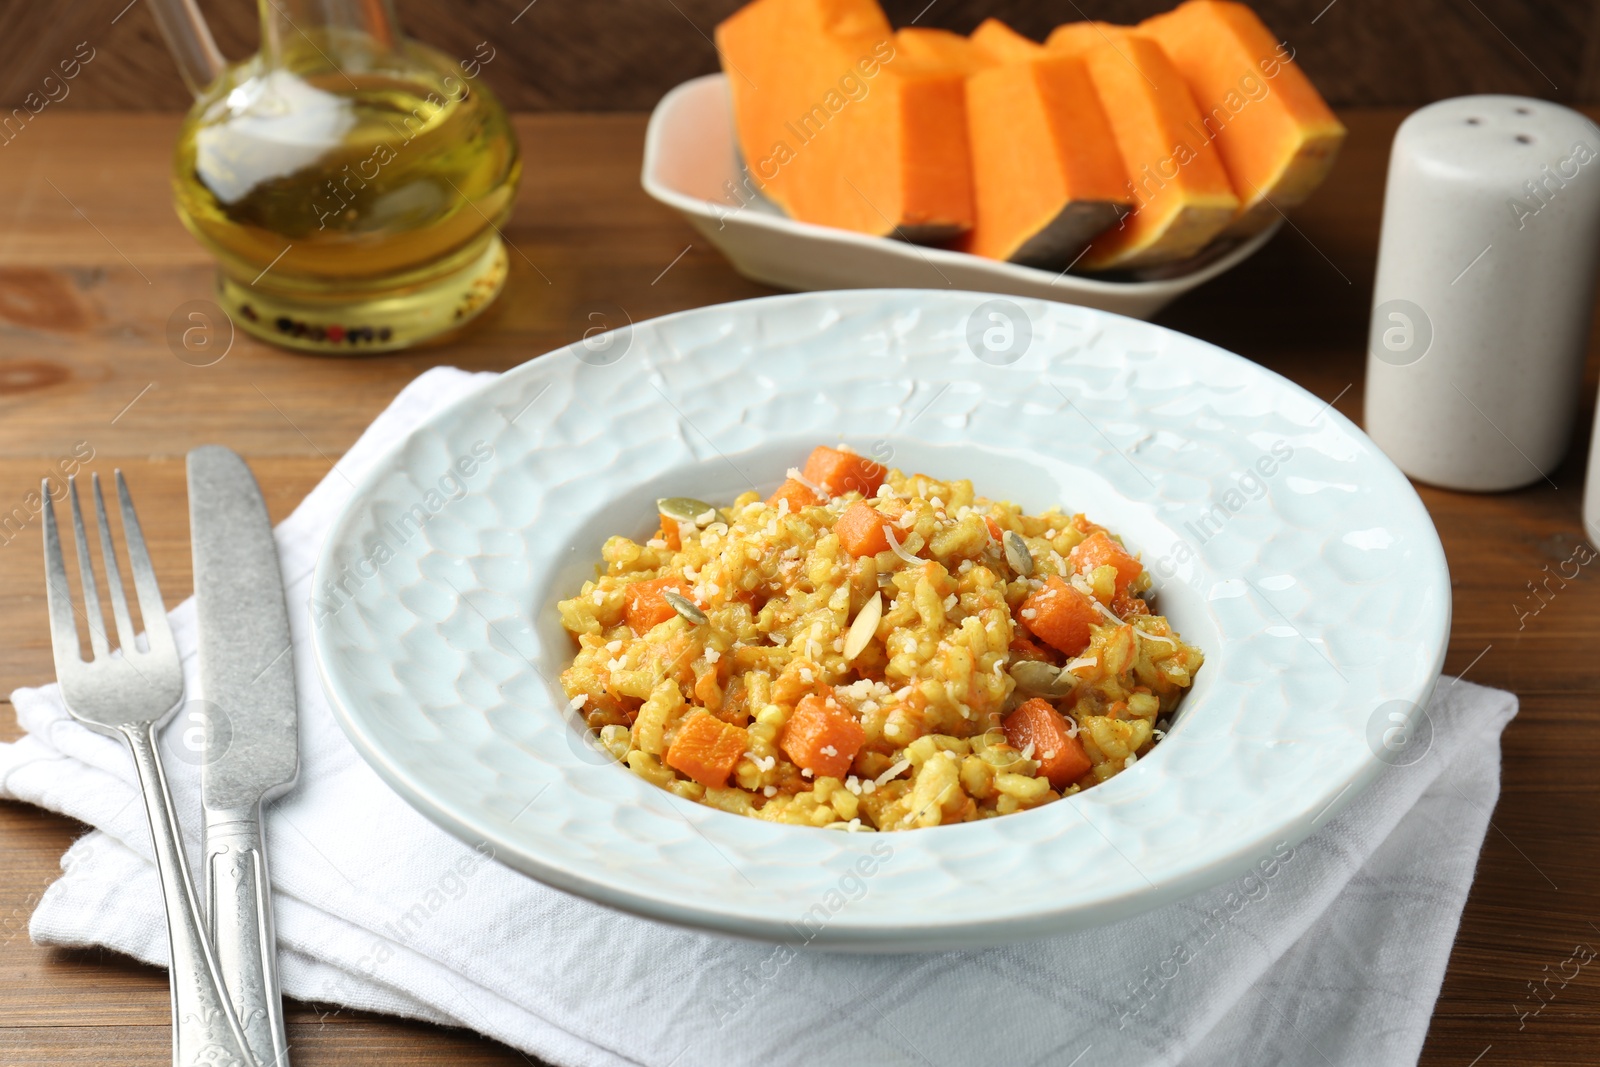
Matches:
[1140,0,1346,238]
[1020,575,1099,657]
[665,709,749,787]
[1046,23,1239,270]
[767,477,821,512]
[1003,697,1092,788]
[835,500,893,557]
[623,575,692,634]
[780,689,866,779]
[1068,530,1141,593]
[1008,628,1052,660]
[801,445,887,497]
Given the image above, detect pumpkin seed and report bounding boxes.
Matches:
[662,589,708,625]
[1003,530,1034,577]
[657,496,717,527]
[1008,658,1074,697]
[843,591,883,661]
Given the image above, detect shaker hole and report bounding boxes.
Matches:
[1515,106,1532,115]
[1516,134,1534,144]
[1465,117,1482,125]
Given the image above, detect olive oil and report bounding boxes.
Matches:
[172,39,520,353]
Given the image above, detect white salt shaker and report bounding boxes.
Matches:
[1365,95,1600,492]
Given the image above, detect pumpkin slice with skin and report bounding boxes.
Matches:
[1046,22,1240,271]
[962,19,1130,267]
[1140,0,1346,238]
[715,0,973,241]
[895,22,1130,268]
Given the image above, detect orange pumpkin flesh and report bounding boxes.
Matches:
[1140,0,1346,238]
[715,0,973,240]
[896,21,1131,269]
[1046,23,1239,270]
[714,0,1337,274]
[960,20,1131,267]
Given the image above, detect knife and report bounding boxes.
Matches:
[189,445,299,1067]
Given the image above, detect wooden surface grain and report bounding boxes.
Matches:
[1,109,1598,1066]
[0,0,1596,112]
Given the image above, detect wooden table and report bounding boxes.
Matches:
[0,110,1596,1066]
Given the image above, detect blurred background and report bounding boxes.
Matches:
[0,0,1591,111]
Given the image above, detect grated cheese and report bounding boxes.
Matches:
[875,758,911,786]
[1093,600,1126,627]
[787,466,830,500]
[884,526,921,567]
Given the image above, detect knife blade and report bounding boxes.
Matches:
[189,444,299,1067]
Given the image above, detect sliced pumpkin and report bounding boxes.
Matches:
[962,21,1130,266]
[715,0,973,240]
[1046,22,1239,270]
[1140,0,1346,238]
[893,26,980,71]
[967,17,1041,64]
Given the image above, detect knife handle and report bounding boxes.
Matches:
[122,724,257,1067]
[204,806,289,1067]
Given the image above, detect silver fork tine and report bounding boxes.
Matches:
[91,472,139,655]
[70,477,112,660]
[41,483,83,668]
[115,469,175,652]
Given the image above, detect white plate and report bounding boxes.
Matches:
[642,74,1283,320]
[312,289,1449,951]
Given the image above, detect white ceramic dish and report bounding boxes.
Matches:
[312,289,1450,951]
[641,74,1283,320]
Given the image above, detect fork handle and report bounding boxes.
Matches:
[122,722,259,1067]
[205,806,289,1067]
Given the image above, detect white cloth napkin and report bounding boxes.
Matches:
[1,367,1516,1067]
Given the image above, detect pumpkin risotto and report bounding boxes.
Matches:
[556,445,1203,831]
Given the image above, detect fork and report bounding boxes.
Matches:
[43,471,258,1067]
